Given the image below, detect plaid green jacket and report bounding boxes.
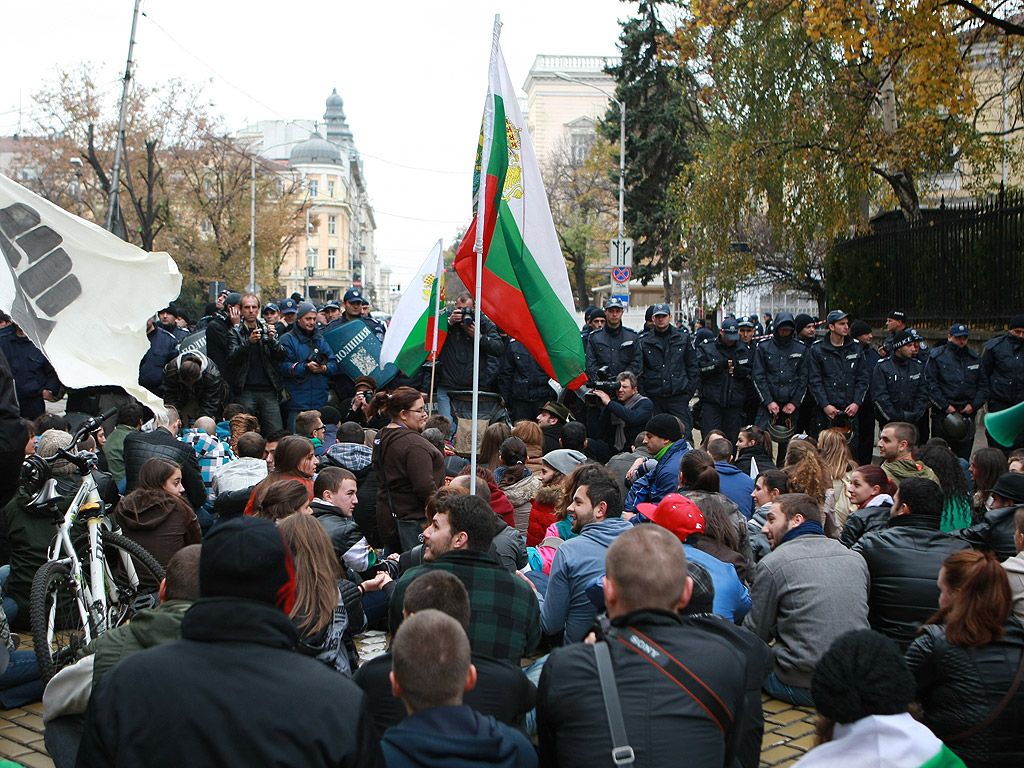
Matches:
[389,549,541,664]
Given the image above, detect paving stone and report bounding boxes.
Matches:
[16,751,56,768]
[760,744,803,764]
[0,737,30,757]
[765,708,811,725]
[761,697,792,713]
[776,720,815,738]
[2,726,41,746]
[8,715,43,733]
[789,734,818,749]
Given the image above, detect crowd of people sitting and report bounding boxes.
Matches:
[0,372,1019,767]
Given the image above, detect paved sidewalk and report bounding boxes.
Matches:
[0,629,816,768]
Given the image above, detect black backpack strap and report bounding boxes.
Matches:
[593,641,635,766]
[611,626,734,735]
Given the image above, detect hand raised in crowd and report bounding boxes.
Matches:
[228,304,241,325]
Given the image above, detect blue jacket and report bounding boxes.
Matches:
[624,438,689,512]
[139,325,181,394]
[715,462,755,520]
[381,705,536,768]
[982,333,1024,408]
[925,342,988,412]
[279,326,339,411]
[497,339,555,405]
[684,544,751,623]
[541,517,634,642]
[0,332,59,419]
[870,355,928,424]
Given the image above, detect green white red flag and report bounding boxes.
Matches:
[454,19,586,389]
[379,239,447,374]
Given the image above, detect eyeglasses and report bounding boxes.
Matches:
[313,425,326,433]
[405,407,428,414]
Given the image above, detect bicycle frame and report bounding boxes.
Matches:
[41,472,141,640]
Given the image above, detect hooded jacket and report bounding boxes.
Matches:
[373,425,444,540]
[541,516,633,642]
[115,488,202,569]
[696,336,754,407]
[715,462,756,519]
[526,484,562,548]
[500,472,541,534]
[161,351,227,421]
[752,312,808,408]
[382,705,536,768]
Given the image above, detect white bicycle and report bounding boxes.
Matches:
[23,410,164,682]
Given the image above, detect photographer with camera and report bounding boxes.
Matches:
[279,302,340,432]
[582,371,653,461]
[226,294,287,434]
[343,375,388,429]
[434,292,504,437]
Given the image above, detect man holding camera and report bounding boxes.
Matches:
[434,292,504,434]
[225,294,288,434]
[585,371,653,460]
[280,302,340,432]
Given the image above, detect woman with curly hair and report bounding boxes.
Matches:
[782,439,840,537]
[918,444,974,531]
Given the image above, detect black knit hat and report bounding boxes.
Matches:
[200,516,296,613]
[645,414,682,442]
[811,629,915,723]
[849,319,871,338]
[794,313,814,334]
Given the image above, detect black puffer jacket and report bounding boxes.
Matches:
[852,514,972,650]
[584,324,642,381]
[123,427,207,510]
[905,618,1024,768]
[751,313,808,408]
[311,500,368,571]
[955,504,1021,562]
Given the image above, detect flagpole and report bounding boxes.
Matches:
[427,243,443,415]
[469,14,502,497]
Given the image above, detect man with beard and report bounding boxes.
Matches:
[387,494,540,664]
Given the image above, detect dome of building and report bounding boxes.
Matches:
[325,88,345,115]
[289,131,341,165]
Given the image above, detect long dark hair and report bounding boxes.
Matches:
[138,457,182,492]
[971,447,1008,493]
[373,386,421,421]
[498,437,528,487]
[680,450,719,492]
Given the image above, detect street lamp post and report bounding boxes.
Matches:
[69,157,83,218]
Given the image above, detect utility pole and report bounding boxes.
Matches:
[106,0,142,236]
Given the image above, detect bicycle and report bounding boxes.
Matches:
[23,409,165,682]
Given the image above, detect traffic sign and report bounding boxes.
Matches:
[610,238,634,268]
[612,266,631,283]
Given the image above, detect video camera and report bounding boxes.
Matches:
[581,380,621,407]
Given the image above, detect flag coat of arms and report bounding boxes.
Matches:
[454,20,586,389]
[0,173,181,409]
[379,239,448,375]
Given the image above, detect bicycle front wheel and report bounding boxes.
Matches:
[98,532,166,630]
[30,559,88,684]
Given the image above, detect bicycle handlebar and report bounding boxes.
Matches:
[36,407,117,474]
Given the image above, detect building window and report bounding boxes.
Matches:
[327,180,335,198]
[308,178,318,197]
[307,248,318,269]
[328,249,336,269]
[328,215,336,235]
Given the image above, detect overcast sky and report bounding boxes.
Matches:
[0,0,634,287]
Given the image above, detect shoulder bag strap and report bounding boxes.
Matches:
[593,641,635,766]
[946,648,1024,743]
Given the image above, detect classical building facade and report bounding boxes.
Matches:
[243,90,384,307]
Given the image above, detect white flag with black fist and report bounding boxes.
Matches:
[0,173,180,409]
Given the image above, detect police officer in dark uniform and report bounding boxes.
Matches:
[637,303,700,441]
[497,338,556,424]
[737,318,761,423]
[850,319,882,465]
[871,328,929,432]
[751,312,807,441]
[584,297,641,383]
[794,313,818,434]
[695,317,753,443]
[925,323,988,460]
[982,314,1024,452]
[807,310,869,441]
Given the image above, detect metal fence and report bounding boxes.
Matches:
[828,190,1024,328]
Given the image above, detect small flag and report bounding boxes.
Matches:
[379,239,448,374]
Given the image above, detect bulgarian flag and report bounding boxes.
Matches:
[379,239,447,374]
[454,18,586,389]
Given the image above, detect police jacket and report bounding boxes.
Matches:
[584,324,642,382]
[870,354,928,424]
[925,342,988,412]
[807,336,869,409]
[435,314,503,391]
[497,339,554,405]
[695,337,753,407]
[982,333,1024,408]
[225,322,286,395]
[852,513,971,650]
[751,323,808,407]
[537,609,747,768]
[639,325,700,399]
